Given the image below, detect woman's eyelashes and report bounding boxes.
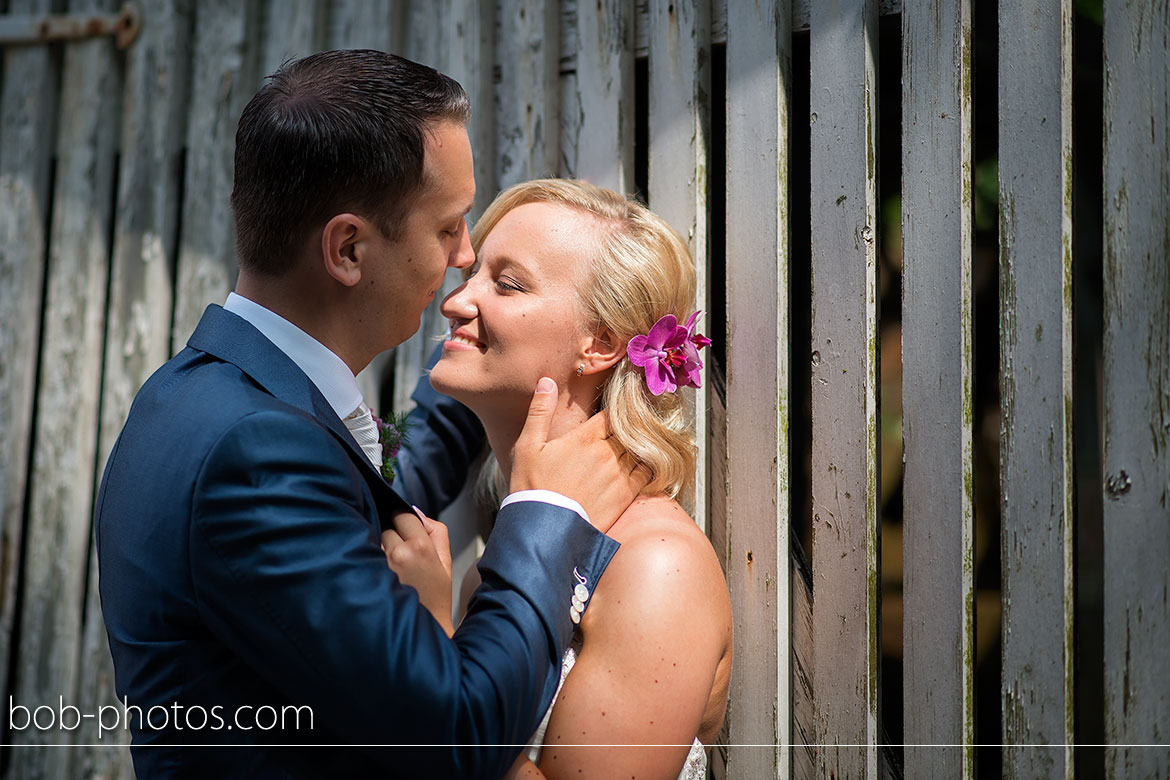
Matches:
[468,257,529,293]
[494,276,523,293]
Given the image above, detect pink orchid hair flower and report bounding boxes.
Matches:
[627,311,712,396]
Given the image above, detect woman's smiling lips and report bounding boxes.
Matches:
[444,327,486,352]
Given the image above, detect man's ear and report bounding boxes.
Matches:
[580,327,626,375]
[321,213,367,287]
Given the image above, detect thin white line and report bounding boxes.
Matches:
[4,743,1170,749]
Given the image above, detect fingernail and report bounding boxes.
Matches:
[536,377,556,394]
[411,504,425,519]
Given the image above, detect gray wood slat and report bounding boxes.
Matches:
[723,0,792,777]
[646,0,710,530]
[494,0,559,191]
[172,0,258,350]
[260,0,322,81]
[900,1,975,777]
[808,0,881,776]
[75,3,194,775]
[327,0,397,51]
[447,0,496,221]
[563,0,904,66]
[1102,0,1170,776]
[0,0,56,724]
[11,0,121,776]
[998,1,1075,776]
[565,0,634,193]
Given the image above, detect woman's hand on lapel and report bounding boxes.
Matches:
[382,506,455,637]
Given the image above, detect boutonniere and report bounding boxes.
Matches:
[374,411,409,484]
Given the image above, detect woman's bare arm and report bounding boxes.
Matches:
[533,507,731,780]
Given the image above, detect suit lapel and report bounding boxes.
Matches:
[187,305,408,521]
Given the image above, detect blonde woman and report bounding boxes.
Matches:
[403,179,731,779]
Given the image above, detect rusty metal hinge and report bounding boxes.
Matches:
[0,3,140,50]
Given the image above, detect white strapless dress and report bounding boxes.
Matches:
[524,637,707,780]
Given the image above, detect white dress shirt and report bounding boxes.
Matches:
[224,292,362,420]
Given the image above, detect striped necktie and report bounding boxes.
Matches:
[343,401,382,470]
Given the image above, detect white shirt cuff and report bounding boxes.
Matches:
[499,490,589,525]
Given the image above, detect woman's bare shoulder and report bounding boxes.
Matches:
[610,496,718,562]
[584,495,730,636]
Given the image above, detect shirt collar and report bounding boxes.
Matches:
[224,292,363,419]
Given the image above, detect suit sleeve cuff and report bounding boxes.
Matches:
[500,490,589,525]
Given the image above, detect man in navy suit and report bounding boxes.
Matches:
[96,50,639,778]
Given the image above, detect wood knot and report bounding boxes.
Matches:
[1105,469,1132,499]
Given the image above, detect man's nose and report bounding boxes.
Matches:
[449,222,474,269]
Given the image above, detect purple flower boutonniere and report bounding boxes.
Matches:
[374,411,409,484]
[626,310,712,396]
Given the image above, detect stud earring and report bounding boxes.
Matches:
[576,364,584,377]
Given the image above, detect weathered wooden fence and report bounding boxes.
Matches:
[1,0,1167,778]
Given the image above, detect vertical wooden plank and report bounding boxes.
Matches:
[171,0,258,351]
[567,0,634,193]
[901,1,975,777]
[0,0,56,721]
[494,0,559,191]
[1102,0,1170,776]
[808,1,881,777]
[74,2,194,775]
[327,0,396,51]
[998,1,1075,777]
[260,0,323,80]
[447,0,496,222]
[11,0,120,776]
[646,0,710,530]
[724,0,791,778]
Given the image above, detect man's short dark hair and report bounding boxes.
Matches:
[230,49,470,275]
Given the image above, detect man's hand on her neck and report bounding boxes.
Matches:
[510,377,651,535]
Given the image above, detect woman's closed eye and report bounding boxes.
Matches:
[494,276,524,293]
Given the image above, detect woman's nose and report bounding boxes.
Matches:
[440,280,475,319]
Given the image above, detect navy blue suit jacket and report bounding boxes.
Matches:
[95,305,618,778]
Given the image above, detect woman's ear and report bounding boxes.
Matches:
[580,327,626,375]
[321,213,366,287]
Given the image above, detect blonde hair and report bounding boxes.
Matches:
[471,179,699,500]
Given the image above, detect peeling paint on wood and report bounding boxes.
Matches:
[563,0,633,193]
[11,1,120,776]
[1102,0,1170,776]
[495,0,559,190]
[0,0,56,732]
[724,2,792,778]
[997,2,1075,778]
[809,1,882,777]
[901,1,975,777]
[171,0,258,350]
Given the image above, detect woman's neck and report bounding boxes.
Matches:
[481,389,597,490]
